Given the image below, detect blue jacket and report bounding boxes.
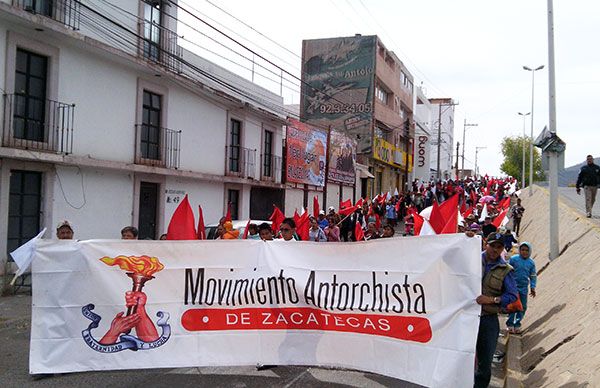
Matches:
[509,242,537,292]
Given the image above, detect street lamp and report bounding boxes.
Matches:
[523,65,545,196]
[475,146,487,177]
[518,112,531,188]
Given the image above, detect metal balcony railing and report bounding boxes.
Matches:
[226,146,256,179]
[2,93,75,154]
[134,124,181,169]
[12,0,81,30]
[260,154,282,183]
[139,22,182,74]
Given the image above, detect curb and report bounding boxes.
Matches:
[503,333,523,388]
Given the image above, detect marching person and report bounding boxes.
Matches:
[56,221,74,240]
[474,233,518,388]
[121,226,138,240]
[506,242,537,334]
[510,198,525,236]
[576,154,600,218]
[308,217,327,242]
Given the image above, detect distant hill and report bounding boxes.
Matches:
[558,158,600,187]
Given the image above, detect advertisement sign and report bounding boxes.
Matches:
[29,235,481,387]
[286,118,327,186]
[413,132,431,181]
[328,131,356,185]
[301,35,376,154]
[373,137,395,165]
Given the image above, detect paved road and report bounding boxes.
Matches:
[0,293,505,388]
[558,187,600,222]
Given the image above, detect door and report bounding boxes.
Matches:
[8,170,42,253]
[138,182,159,239]
[249,187,284,220]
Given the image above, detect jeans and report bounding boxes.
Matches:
[506,291,528,328]
[474,314,500,388]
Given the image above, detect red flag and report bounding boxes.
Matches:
[313,196,320,219]
[197,205,206,240]
[242,219,251,239]
[375,214,381,231]
[296,211,310,241]
[440,210,459,234]
[395,200,402,213]
[293,209,301,226]
[269,205,285,235]
[167,194,197,240]
[463,206,473,218]
[339,204,358,216]
[413,212,424,235]
[438,195,459,222]
[470,190,477,206]
[340,199,352,209]
[355,198,364,208]
[372,194,381,204]
[224,202,232,222]
[354,221,365,241]
[499,197,511,210]
[428,200,446,234]
[492,209,509,228]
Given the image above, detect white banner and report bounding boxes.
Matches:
[30,235,481,387]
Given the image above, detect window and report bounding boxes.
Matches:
[7,171,42,254]
[141,90,162,160]
[229,119,241,173]
[263,130,273,177]
[21,0,53,16]
[13,49,48,142]
[227,189,240,220]
[142,0,163,61]
[375,86,388,105]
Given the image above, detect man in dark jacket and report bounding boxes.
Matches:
[576,155,600,218]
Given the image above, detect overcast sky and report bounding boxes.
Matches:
[178,0,598,176]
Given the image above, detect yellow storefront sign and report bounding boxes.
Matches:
[374,137,412,172]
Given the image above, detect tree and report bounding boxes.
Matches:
[500,136,546,187]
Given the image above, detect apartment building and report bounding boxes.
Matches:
[0,0,286,288]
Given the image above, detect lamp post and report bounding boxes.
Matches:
[518,112,531,188]
[475,146,487,177]
[523,65,545,196]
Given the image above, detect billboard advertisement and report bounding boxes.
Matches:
[301,35,376,154]
[328,131,356,185]
[285,118,327,186]
[413,131,431,181]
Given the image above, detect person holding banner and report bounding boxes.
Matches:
[258,223,274,241]
[474,233,518,388]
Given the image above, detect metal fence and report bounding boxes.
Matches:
[134,124,181,169]
[226,146,256,180]
[12,0,81,30]
[2,93,75,154]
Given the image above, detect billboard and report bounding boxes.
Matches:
[413,132,431,181]
[286,118,327,186]
[328,131,356,185]
[301,35,376,154]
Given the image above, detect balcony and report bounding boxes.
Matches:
[226,146,256,179]
[134,124,181,169]
[12,0,81,30]
[139,21,182,74]
[2,93,75,154]
[260,154,282,183]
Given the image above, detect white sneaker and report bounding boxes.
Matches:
[587,212,592,218]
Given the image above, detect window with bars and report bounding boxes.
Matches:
[229,119,241,173]
[142,0,163,61]
[263,130,273,177]
[13,49,48,142]
[141,90,162,160]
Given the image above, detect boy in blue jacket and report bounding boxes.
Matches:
[506,242,537,333]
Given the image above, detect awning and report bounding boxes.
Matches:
[356,163,375,179]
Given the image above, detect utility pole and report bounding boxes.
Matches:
[462,119,478,171]
[518,112,531,187]
[523,65,544,196]
[435,101,458,180]
[455,142,460,180]
[547,0,559,260]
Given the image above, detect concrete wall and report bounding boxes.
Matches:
[515,185,600,387]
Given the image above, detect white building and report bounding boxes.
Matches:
[428,98,456,180]
[0,0,287,290]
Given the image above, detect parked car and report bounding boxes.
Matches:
[205,220,271,240]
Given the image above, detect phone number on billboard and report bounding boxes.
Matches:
[319,103,372,114]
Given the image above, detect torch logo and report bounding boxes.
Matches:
[81,255,171,353]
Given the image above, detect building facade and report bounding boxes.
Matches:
[300,35,414,199]
[0,0,287,289]
[428,98,456,180]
